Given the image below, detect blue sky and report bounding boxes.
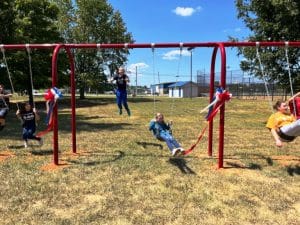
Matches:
[108,0,250,86]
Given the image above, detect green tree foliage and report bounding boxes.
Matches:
[53,0,134,98]
[0,0,64,94]
[0,1,16,44]
[233,0,300,91]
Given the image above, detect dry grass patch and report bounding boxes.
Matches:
[0,96,299,224]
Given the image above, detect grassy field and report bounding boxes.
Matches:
[0,96,299,225]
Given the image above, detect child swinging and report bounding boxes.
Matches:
[16,102,43,148]
[149,112,185,156]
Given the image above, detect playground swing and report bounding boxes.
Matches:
[25,44,36,109]
[256,42,300,143]
[0,45,21,129]
[285,42,300,119]
[149,44,183,142]
[182,87,232,155]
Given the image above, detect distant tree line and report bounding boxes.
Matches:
[0,0,134,99]
[1,0,299,99]
[232,0,300,93]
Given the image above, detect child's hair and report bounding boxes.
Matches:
[21,102,32,111]
[273,100,285,110]
[155,112,164,119]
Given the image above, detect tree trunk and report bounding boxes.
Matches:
[79,87,85,99]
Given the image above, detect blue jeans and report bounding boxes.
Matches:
[23,127,40,141]
[0,108,8,118]
[116,90,130,114]
[158,131,181,152]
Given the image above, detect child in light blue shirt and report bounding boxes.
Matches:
[149,112,184,156]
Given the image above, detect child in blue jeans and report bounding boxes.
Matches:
[149,112,184,156]
[16,102,43,148]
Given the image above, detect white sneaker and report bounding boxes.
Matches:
[178,147,185,152]
[38,138,43,146]
[171,148,180,156]
[24,141,28,148]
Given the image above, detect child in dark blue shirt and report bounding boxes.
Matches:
[149,112,184,156]
[110,67,131,116]
[16,102,43,148]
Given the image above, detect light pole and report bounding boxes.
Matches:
[135,66,137,96]
[187,47,195,99]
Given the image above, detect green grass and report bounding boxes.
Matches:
[0,96,299,225]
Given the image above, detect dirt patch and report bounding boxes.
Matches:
[0,150,15,162]
[40,161,70,171]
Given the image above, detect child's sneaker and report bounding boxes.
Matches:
[171,148,180,156]
[24,141,28,148]
[179,147,185,152]
[178,147,185,155]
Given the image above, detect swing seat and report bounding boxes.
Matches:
[276,128,296,142]
[289,97,300,119]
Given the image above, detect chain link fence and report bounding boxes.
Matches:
[197,69,290,100]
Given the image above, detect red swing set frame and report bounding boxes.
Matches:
[1,41,300,168]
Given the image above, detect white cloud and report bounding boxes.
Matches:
[234,27,242,32]
[162,49,190,61]
[126,63,149,75]
[173,6,202,17]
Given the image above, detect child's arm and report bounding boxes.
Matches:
[33,108,40,121]
[149,120,155,131]
[270,128,283,147]
[3,93,12,98]
[16,109,21,119]
[46,100,50,114]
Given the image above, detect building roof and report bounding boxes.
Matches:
[168,81,192,88]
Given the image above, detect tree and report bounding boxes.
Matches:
[233,0,300,92]
[0,1,16,44]
[53,0,134,99]
[0,0,65,96]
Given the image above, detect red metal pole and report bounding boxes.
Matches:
[218,43,227,169]
[64,47,77,153]
[208,47,218,157]
[51,44,63,165]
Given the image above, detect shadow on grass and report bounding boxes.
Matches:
[168,157,197,175]
[67,150,125,166]
[225,162,262,170]
[75,120,133,131]
[226,153,300,167]
[136,141,163,150]
[30,149,53,156]
[286,165,300,176]
[7,144,24,149]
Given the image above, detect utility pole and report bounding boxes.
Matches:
[135,66,138,96]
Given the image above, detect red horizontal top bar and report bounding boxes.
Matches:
[1,41,300,50]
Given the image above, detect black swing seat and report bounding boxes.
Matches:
[276,128,296,142]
